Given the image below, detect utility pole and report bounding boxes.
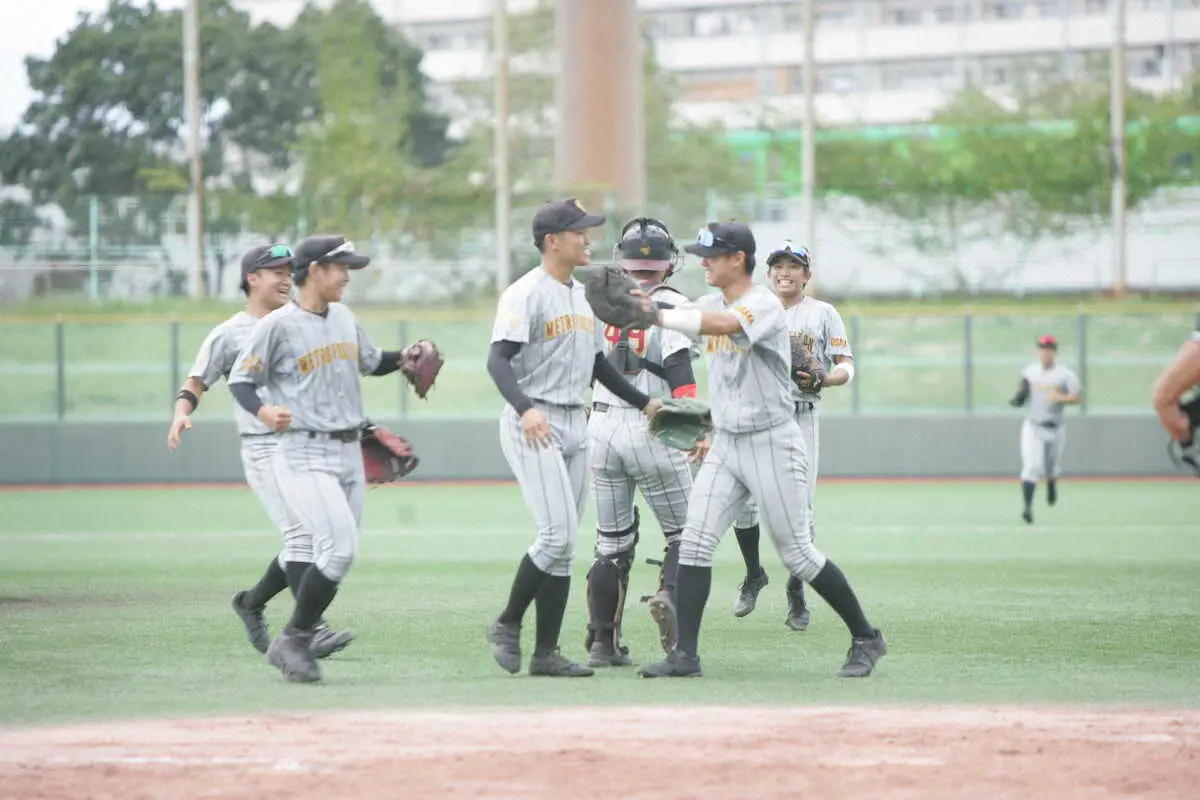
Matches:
[493,0,511,293]
[801,0,816,251]
[183,0,205,298]
[1110,0,1128,296]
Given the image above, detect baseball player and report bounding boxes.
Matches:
[1151,313,1200,455]
[1009,335,1082,524]
[584,217,699,668]
[632,221,886,679]
[730,242,854,633]
[485,198,662,678]
[165,244,352,660]
[228,234,425,683]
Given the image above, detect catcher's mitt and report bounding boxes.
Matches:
[581,266,658,330]
[400,339,443,400]
[648,397,713,451]
[1168,389,1200,477]
[361,423,419,483]
[792,339,826,392]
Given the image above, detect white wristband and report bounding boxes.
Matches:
[658,308,703,338]
[831,361,855,383]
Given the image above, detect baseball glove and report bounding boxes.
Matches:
[648,397,713,451]
[361,423,419,483]
[1168,389,1200,477]
[792,339,826,392]
[582,266,658,330]
[400,339,443,400]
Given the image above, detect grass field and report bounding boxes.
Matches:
[0,305,1192,420]
[3,479,1197,798]
[2,479,1197,727]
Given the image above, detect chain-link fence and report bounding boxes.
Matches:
[0,310,1186,423]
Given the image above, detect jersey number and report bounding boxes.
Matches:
[604,325,648,356]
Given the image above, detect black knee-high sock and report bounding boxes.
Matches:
[499,554,549,626]
[1047,479,1057,503]
[533,575,571,657]
[734,525,763,579]
[285,561,310,597]
[786,574,805,601]
[285,567,340,634]
[674,564,712,657]
[243,558,288,609]
[661,535,681,592]
[809,560,874,639]
[1022,480,1036,509]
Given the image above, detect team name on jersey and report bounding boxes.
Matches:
[706,334,748,355]
[793,331,815,351]
[297,342,359,375]
[544,313,595,340]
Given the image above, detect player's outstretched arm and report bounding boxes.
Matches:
[655,307,743,338]
[166,377,206,451]
[1152,338,1200,442]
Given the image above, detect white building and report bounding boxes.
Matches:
[240,0,1200,128]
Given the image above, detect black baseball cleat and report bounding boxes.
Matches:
[1021,508,1033,524]
[785,590,811,632]
[732,570,769,618]
[266,630,321,683]
[486,620,522,674]
[231,590,270,654]
[838,629,887,678]
[529,649,595,677]
[587,641,633,668]
[310,622,355,659]
[637,650,702,678]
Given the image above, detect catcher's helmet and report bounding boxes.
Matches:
[615,217,678,276]
[767,240,811,269]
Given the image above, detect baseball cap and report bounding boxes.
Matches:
[293,235,371,270]
[767,240,810,268]
[240,243,293,293]
[532,197,606,240]
[1038,334,1058,349]
[684,221,756,259]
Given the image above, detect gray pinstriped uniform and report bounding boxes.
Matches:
[737,295,853,532]
[492,267,600,577]
[228,301,382,582]
[1018,362,1080,482]
[189,311,310,563]
[678,285,829,582]
[590,283,696,557]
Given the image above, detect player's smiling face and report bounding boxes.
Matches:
[550,229,592,267]
[250,265,293,310]
[701,253,742,288]
[768,257,807,301]
[310,262,351,303]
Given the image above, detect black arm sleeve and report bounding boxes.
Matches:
[487,340,534,416]
[592,353,651,410]
[1009,378,1030,408]
[229,382,264,418]
[661,349,696,394]
[371,350,404,376]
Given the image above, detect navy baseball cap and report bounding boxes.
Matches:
[240,243,293,293]
[532,197,606,240]
[685,221,756,259]
[767,240,811,268]
[293,235,371,270]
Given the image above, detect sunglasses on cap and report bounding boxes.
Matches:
[694,226,736,250]
[769,240,809,264]
[255,244,294,265]
[318,240,357,262]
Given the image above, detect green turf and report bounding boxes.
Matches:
[1,480,1197,727]
[0,309,1190,420]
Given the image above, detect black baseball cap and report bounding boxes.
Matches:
[767,240,811,268]
[532,197,606,240]
[293,235,371,270]
[685,221,756,259]
[240,243,293,293]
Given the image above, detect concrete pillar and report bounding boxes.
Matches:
[554,0,645,216]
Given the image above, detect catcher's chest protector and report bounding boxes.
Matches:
[603,284,677,376]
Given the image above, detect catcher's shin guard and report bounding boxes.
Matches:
[584,522,638,652]
[659,531,682,593]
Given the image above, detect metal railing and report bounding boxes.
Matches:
[0,311,1186,422]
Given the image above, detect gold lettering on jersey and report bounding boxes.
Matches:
[240,354,264,376]
[543,313,595,340]
[705,335,747,354]
[830,337,847,347]
[793,331,815,353]
[297,342,359,376]
[733,305,755,326]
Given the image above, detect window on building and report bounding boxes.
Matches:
[933,3,960,22]
[1082,0,1110,14]
[676,68,759,101]
[885,2,924,25]
[817,1,858,27]
[981,58,1014,86]
[692,7,758,37]
[881,59,961,90]
[1129,46,1165,78]
[986,1,1026,19]
[819,66,864,93]
[1035,0,1065,16]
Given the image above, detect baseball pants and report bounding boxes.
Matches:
[1020,420,1066,482]
[240,436,312,564]
[733,402,820,532]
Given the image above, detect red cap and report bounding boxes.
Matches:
[1038,334,1058,348]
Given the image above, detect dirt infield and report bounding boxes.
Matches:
[1,707,1196,799]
